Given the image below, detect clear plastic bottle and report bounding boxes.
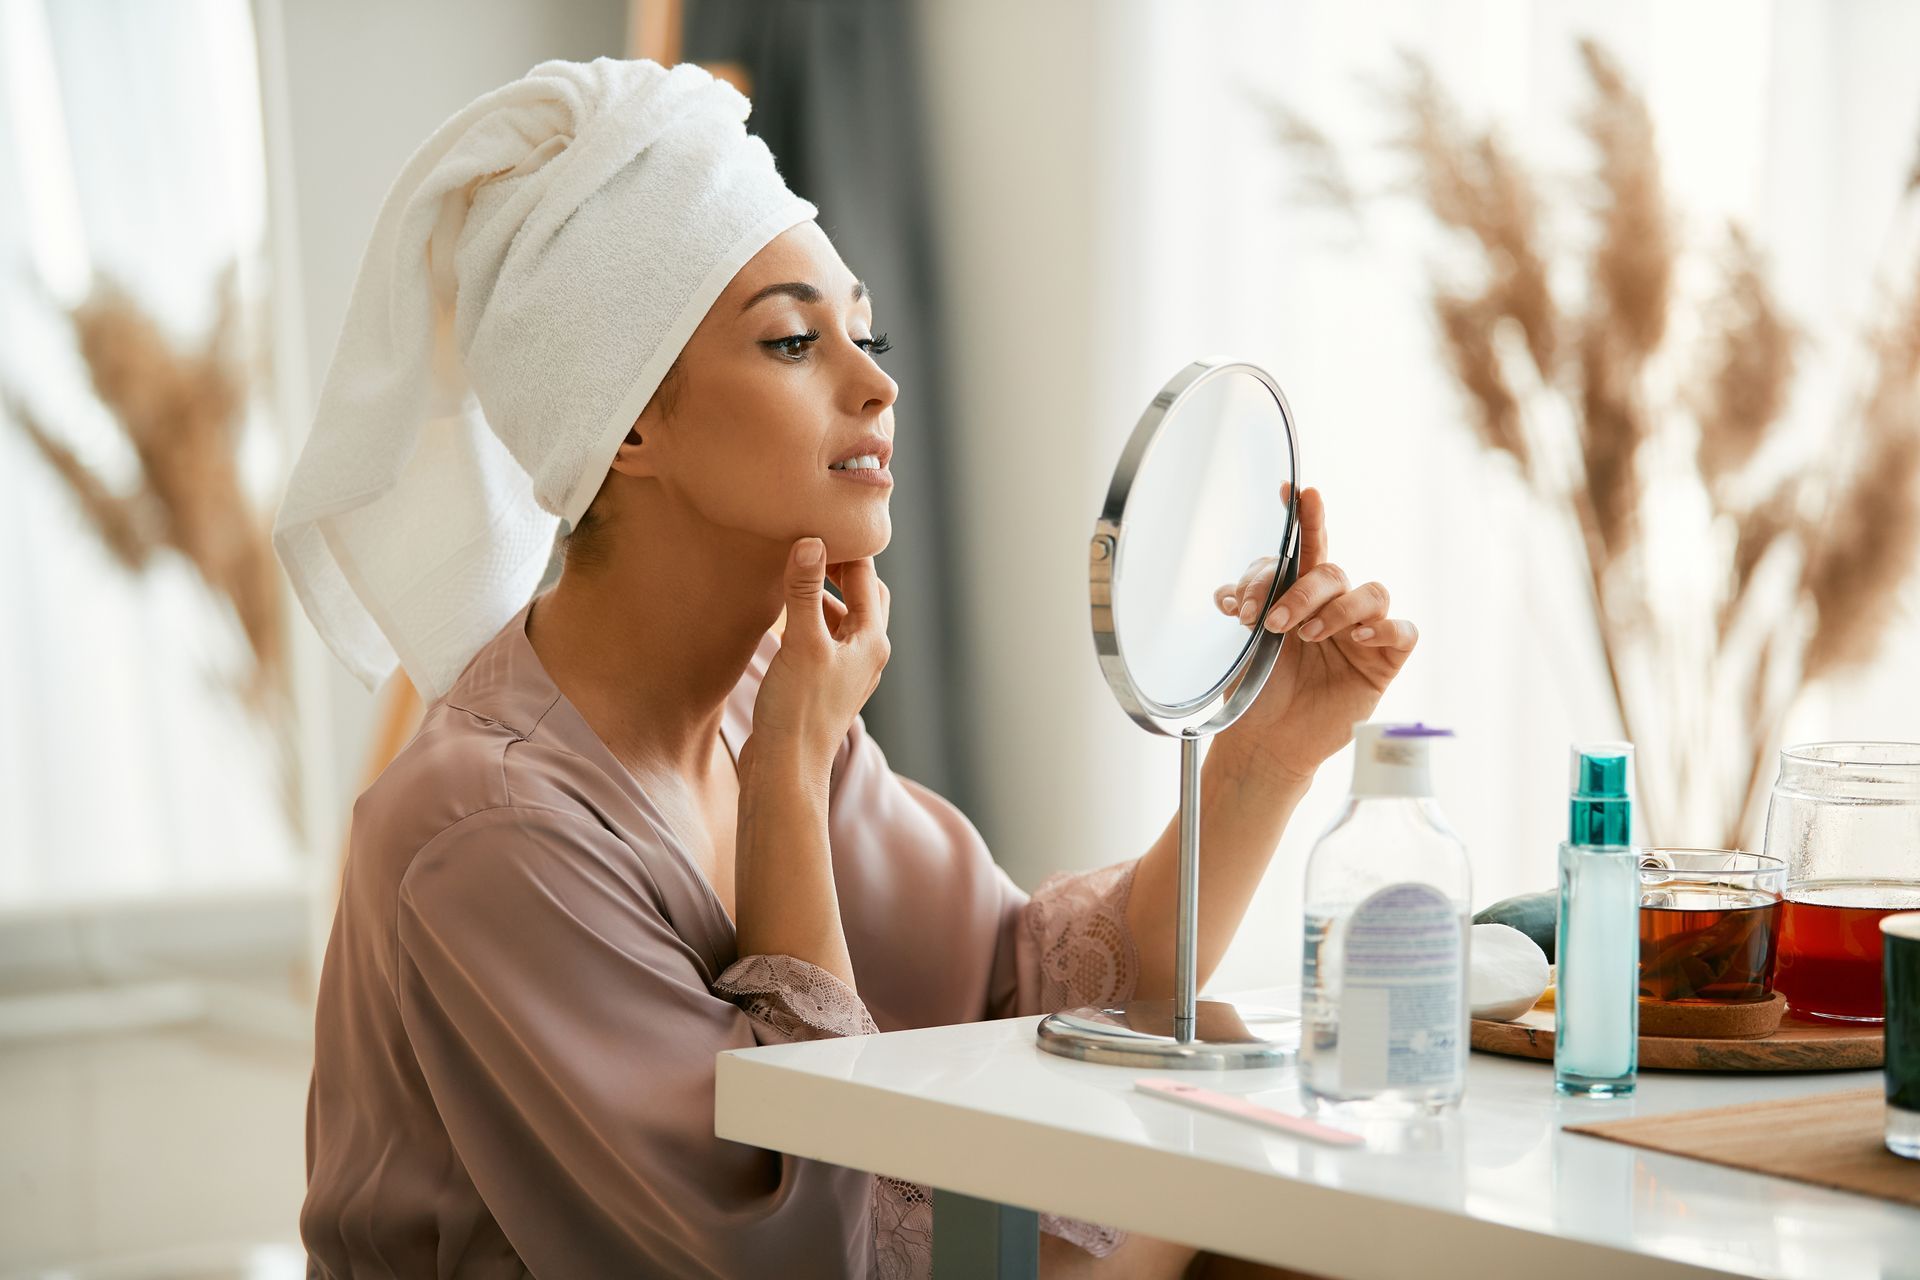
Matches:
[1301,723,1472,1116]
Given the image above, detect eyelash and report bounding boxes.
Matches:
[763,329,893,361]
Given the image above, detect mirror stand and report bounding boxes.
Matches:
[1036,358,1302,1070]
[1035,733,1297,1069]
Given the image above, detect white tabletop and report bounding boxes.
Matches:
[714,988,1920,1280]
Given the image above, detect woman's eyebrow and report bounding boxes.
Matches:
[739,279,870,313]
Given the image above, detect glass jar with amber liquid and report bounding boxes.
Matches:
[1763,743,1920,1023]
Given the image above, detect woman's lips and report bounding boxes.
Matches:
[827,466,893,487]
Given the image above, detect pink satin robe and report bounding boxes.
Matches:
[300,599,1143,1278]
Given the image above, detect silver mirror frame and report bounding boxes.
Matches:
[1039,357,1304,1070]
[1089,359,1301,737]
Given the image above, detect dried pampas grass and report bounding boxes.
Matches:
[1272,38,1920,848]
[2,266,294,813]
[1804,279,1920,680]
[1263,103,1364,227]
[1693,229,1797,487]
[1393,55,1558,383]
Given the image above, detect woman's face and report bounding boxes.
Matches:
[617,220,898,564]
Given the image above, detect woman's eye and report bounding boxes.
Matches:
[765,330,822,359]
[760,329,894,361]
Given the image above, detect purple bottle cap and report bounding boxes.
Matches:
[1383,722,1455,738]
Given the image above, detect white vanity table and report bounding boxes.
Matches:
[714,986,1920,1279]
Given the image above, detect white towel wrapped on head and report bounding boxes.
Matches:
[273,57,817,700]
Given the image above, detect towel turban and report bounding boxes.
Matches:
[273,57,817,700]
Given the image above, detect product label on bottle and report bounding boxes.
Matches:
[1338,882,1463,1093]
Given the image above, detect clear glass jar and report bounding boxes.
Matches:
[1637,849,1786,1005]
[1762,743,1920,1022]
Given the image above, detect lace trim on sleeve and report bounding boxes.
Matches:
[1014,859,1140,1259]
[1025,857,1142,1013]
[712,953,878,1041]
[1040,1211,1126,1256]
[872,1176,933,1279]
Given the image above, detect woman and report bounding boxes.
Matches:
[278,59,1417,1279]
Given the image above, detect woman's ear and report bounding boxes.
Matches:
[615,354,684,481]
[607,425,655,480]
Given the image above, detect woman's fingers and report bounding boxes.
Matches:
[1295,581,1390,642]
[828,557,890,643]
[821,587,848,631]
[1261,560,1350,633]
[783,539,831,647]
[1222,487,1324,618]
[822,562,864,631]
[1238,566,1276,623]
[1297,486,1329,573]
[1210,490,1413,654]
[1347,617,1419,651]
[1221,561,1279,622]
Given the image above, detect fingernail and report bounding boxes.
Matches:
[1222,595,1237,612]
[1299,619,1324,640]
[1352,626,1375,641]
[1239,599,1257,624]
[1266,606,1290,632]
[797,540,824,567]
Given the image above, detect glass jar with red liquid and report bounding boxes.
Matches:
[1763,743,1920,1022]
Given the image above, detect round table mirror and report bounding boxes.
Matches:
[1037,358,1303,1069]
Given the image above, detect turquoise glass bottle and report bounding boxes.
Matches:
[1553,743,1639,1098]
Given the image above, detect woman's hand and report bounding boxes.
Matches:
[749,538,891,764]
[1209,486,1418,786]
[734,537,880,988]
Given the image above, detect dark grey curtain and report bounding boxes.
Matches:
[683,0,976,813]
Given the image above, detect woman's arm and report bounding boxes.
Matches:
[731,541,891,994]
[1123,744,1311,1000]
[732,732,857,990]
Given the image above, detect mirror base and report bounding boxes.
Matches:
[1035,999,1296,1070]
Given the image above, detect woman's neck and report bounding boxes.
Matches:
[525,523,786,782]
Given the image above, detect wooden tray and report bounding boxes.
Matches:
[1471,1001,1884,1072]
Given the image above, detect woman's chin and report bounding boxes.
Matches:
[824,519,891,565]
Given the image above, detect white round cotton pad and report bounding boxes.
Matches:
[1470,922,1551,1021]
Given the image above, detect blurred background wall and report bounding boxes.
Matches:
[3,0,1918,1273]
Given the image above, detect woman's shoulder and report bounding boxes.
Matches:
[350,698,608,879]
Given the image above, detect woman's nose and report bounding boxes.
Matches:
[852,350,898,413]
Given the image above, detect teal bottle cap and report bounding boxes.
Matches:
[1569,741,1634,846]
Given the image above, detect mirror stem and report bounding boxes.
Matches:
[1176,733,1202,1042]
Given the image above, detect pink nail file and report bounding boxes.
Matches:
[1134,1078,1366,1147]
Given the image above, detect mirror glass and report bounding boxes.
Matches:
[1110,369,1295,709]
